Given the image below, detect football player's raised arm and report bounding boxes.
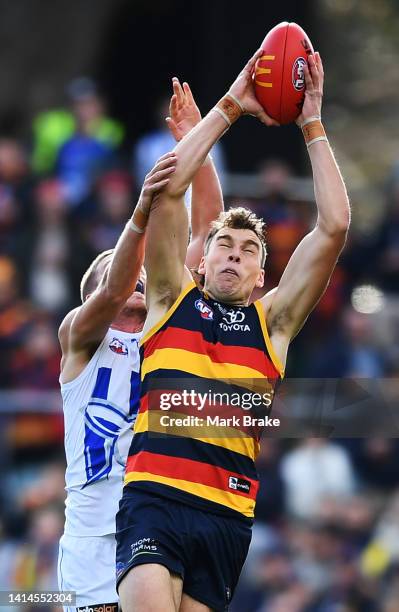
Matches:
[142,111,228,331]
[165,77,224,269]
[265,54,350,345]
[143,48,278,332]
[166,48,276,199]
[64,153,176,353]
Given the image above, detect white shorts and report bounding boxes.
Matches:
[57,533,118,611]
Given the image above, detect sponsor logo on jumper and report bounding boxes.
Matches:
[228,476,251,493]
[220,308,250,332]
[77,604,118,612]
[195,299,214,320]
[129,537,160,561]
[109,337,128,355]
[292,57,306,91]
[214,302,228,315]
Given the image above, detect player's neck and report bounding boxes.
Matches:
[110,308,146,334]
[203,288,249,307]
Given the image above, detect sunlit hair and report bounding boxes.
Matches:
[204,207,267,266]
[80,249,113,303]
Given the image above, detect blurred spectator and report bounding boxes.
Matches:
[84,170,134,253]
[0,256,35,386]
[281,439,356,519]
[255,440,285,523]
[351,439,399,490]
[132,94,226,188]
[306,307,386,378]
[17,179,72,314]
[362,491,399,579]
[255,159,295,223]
[31,77,124,176]
[0,139,29,185]
[9,316,61,389]
[0,138,33,225]
[13,505,63,590]
[231,523,296,612]
[20,463,66,512]
[375,173,399,293]
[0,186,20,256]
[14,178,95,310]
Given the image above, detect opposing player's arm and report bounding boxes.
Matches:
[61,153,177,355]
[264,54,350,347]
[166,78,224,269]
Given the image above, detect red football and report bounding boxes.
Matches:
[254,22,314,125]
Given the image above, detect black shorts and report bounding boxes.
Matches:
[115,487,252,611]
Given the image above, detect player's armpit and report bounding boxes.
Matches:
[263,224,347,342]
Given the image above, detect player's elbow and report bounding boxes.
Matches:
[335,204,351,234]
[98,276,127,308]
[334,212,351,239]
[319,208,351,240]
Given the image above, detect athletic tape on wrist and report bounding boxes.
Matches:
[129,205,148,233]
[300,116,321,128]
[127,219,145,234]
[213,94,243,127]
[306,136,328,148]
[226,92,245,113]
[302,119,326,145]
[211,106,231,127]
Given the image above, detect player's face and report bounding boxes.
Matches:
[198,228,265,304]
[125,266,147,311]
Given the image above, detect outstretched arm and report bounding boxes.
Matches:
[166,77,224,268]
[60,152,177,356]
[264,53,351,356]
[143,49,278,334]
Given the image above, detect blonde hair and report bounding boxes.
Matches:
[204,207,267,266]
[80,249,113,302]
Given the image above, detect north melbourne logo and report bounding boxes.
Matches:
[109,337,128,355]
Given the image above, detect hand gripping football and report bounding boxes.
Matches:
[254,22,314,124]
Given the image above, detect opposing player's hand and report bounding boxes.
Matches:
[295,52,324,126]
[137,151,177,216]
[228,48,279,126]
[166,78,202,142]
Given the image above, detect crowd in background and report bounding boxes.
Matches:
[0,77,399,612]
